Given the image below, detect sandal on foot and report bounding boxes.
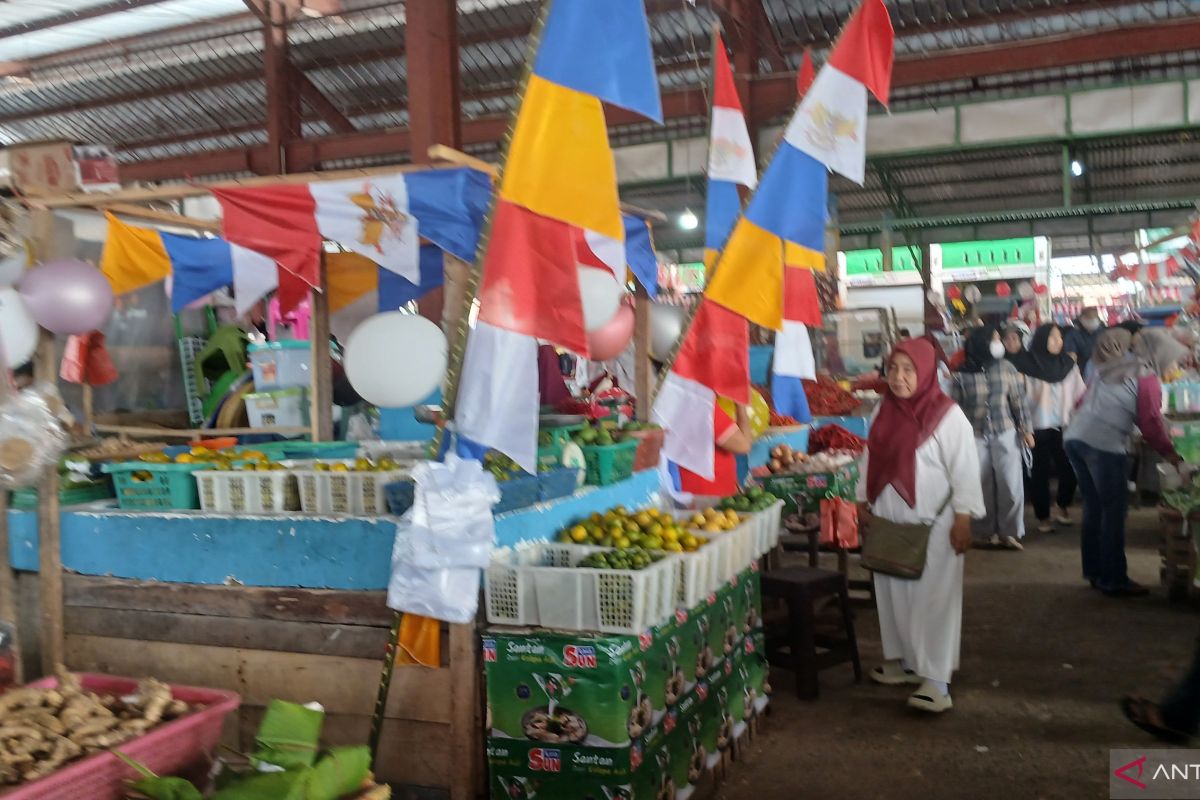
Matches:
[1054,511,1072,526]
[987,534,1002,548]
[1004,536,1024,551]
[907,680,953,713]
[1122,696,1190,745]
[870,661,921,686]
[1037,522,1054,534]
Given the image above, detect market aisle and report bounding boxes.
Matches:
[723,506,1195,800]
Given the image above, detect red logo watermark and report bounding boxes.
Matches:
[1114,756,1147,790]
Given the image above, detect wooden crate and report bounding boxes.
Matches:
[1159,507,1198,603]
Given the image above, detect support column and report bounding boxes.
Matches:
[405,0,461,325]
[262,1,296,176]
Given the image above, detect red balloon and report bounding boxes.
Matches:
[586,301,636,360]
[946,285,962,300]
[1033,282,1048,296]
[995,281,1011,297]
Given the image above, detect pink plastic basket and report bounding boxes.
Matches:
[0,673,240,800]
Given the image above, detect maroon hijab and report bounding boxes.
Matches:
[866,338,956,507]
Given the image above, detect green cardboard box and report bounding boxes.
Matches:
[738,630,770,719]
[487,725,667,799]
[484,629,660,748]
[731,565,763,637]
[660,681,709,795]
[652,608,700,707]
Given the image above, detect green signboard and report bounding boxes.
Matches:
[843,247,921,275]
[939,237,1042,271]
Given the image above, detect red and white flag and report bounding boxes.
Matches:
[707,42,757,190]
[214,175,421,312]
[652,300,749,479]
[783,0,893,184]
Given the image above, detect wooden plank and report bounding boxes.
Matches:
[16,573,40,682]
[309,253,334,442]
[446,622,480,800]
[0,491,20,683]
[65,635,452,723]
[238,706,452,789]
[63,576,395,626]
[105,203,221,232]
[93,424,311,438]
[64,606,392,659]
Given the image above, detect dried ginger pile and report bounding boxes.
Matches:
[0,666,191,786]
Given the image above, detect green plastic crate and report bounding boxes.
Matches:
[536,443,563,470]
[540,424,582,448]
[102,461,212,510]
[11,480,114,510]
[580,439,639,486]
[761,462,859,514]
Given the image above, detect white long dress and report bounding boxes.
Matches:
[856,406,986,684]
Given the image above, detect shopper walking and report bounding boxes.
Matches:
[1065,306,1106,372]
[1064,328,1184,597]
[951,324,1035,550]
[1009,324,1088,533]
[858,338,984,713]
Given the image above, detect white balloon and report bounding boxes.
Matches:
[649,303,686,361]
[0,254,24,288]
[345,313,448,408]
[1017,281,1035,301]
[0,288,38,368]
[578,267,623,332]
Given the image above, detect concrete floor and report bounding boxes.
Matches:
[723,506,1198,800]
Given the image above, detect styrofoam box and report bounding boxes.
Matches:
[194,470,300,514]
[485,543,681,635]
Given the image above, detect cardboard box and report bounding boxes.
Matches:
[0,141,79,195]
[484,629,661,748]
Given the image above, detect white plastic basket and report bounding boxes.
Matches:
[746,501,786,556]
[290,464,411,515]
[485,543,681,634]
[660,545,718,608]
[194,469,299,514]
[672,513,757,584]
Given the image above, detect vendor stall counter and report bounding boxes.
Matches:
[5,470,660,800]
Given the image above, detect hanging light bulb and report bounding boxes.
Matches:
[678,209,699,231]
[1071,159,1084,177]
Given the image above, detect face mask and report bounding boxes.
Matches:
[1082,318,1101,332]
[989,341,1006,359]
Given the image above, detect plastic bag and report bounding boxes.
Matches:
[819,497,859,549]
[387,455,500,624]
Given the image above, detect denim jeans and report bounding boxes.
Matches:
[1064,439,1130,591]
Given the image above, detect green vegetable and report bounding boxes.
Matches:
[211,769,308,800]
[306,747,371,799]
[253,700,324,770]
[114,752,204,800]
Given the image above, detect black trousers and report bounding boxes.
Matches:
[1162,635,1200,734]
[1031,427,1077,520]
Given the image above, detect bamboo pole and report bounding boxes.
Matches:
[309,253,334,442]
[33,161,474,209]
[102,203,221,232]
[367,0,556,777]
[427,144,668,223]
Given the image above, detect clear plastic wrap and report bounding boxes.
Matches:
[387,455,500,623]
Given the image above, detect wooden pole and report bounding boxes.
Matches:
[309,253,334,442]
[0,490,20,684]
[28,208,64,676]
[634,284,652,421]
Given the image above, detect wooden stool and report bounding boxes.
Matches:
[761,565,862,699]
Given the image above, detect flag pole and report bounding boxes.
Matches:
[367,0,557,766]
[649,2,869,408]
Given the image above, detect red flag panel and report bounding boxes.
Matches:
[783,266,823,326]
[827,0,895,105]
[673,299,750,404]
[478,200,589,356]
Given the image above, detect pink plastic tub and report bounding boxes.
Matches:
[0,673,240,800]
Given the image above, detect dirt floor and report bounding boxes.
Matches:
[722,505,1199,800]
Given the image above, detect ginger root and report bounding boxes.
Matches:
[0,666,195,787]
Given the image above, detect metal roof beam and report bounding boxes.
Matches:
[290,64,354,134]
[0,0,177,42]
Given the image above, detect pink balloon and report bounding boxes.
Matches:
[18,259,114,335]
[587,302,635,360]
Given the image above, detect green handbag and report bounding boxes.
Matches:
[860,495,951,579]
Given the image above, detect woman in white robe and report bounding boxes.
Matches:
[857,338,986,713]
